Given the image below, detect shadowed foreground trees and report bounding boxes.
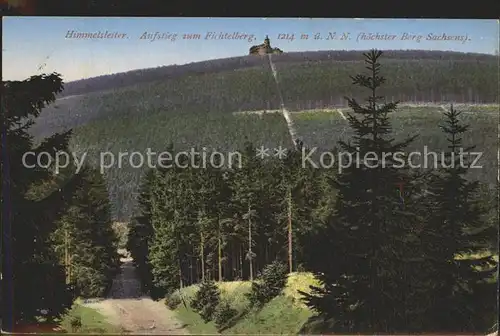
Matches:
[300,50,497,333]
[49,166,120,298]
[415,105,497,330]
[301,50,425,333]
[2,74,79,328]
[1,73,119,330]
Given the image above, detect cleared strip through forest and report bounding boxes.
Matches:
[267,54,299,146]
[336,109,347,120]
[232,103,498,116]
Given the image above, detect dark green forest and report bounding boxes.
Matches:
[1,49,498,334]
[37,51,496,137]
[1,74,120,331]
[31,50,499,220]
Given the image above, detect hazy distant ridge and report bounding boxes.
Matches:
[58,50,497,97]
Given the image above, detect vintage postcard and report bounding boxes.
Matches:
[2,17,499,335]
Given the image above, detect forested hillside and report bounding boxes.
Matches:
[30,50,498,221]
[54,105,496,221]
[58,50,496,98]
[35,50,496,140]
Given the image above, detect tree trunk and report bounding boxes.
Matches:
[65,229,70,284]
[179,259,183,289]
[68,244,72,284]
[239,244,243,279]
[200,232,205,282]
[248,204,254,281]
[218,226,222,282]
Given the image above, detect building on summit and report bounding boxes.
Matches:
[249,36,283,55]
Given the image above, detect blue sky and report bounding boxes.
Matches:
[2,17,498,82]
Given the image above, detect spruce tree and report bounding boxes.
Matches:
[277,142,323,272]
[254,157,285,270]
[50,165,120,298]
[191,149,217,282]
[212,165,233,282]
[1,74,82,329]
[190,280,220,322]
[148,149,199,293]
[418,105,498,332]
[193,152,232,282]
[148,159,183,295]
[127,169,156,295]
[230,141,264,281]
[301,50,421,333]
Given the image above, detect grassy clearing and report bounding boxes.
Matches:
[170,255,498,335]
[59,303,120,333]
[170,272,320,334]
[456,250,499,284]
[228,296,313,334]
[295,105,498,186]
[464,105,500,113]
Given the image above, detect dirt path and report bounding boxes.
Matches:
[84,256,189,335]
